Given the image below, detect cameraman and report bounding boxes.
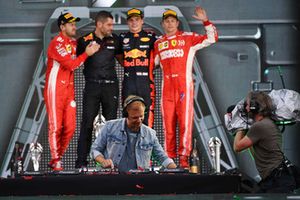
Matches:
[233,91,296,193]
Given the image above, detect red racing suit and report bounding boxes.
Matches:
[154,21,218,159]
[44,32,88,162]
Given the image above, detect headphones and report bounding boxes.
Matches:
[244,91,275,117]
[243,93,261,115]
[249,98,260,114]
[122,95,146,118]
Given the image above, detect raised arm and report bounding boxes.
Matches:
[190,6,218,50]
[192,6,209,22]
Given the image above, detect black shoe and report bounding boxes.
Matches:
[75,160,88,169]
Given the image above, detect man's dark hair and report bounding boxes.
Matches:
[246,91,275,117]
[95,11,113,25]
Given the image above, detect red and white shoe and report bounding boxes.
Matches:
[179,156,190,169]
[48,159,63,171]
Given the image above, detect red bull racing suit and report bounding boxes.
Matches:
[119,30,156,128]
[154,21,218,163]
[44,32,88,164]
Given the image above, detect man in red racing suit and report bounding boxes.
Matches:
[154,7,218,168]
[44,12,99,170]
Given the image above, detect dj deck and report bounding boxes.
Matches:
[0,170,241,196]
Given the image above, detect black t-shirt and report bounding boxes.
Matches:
[77,32,122,81]
[247,117,283,179]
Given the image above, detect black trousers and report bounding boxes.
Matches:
[258,164,296,193]
[76,81,119,168]
[122,76,152,126]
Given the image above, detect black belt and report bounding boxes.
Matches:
[86,79,116,84]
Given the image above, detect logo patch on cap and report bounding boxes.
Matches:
[162,9,178,19]
[64,13,73,19]
[127,8,143,19]
[128,8,141,16]
[57,12,80,27]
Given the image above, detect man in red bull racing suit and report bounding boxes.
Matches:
[154,7,218,168]
[44,12,99,170]
[119,8,156,128]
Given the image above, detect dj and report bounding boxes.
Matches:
[90,95,177,172]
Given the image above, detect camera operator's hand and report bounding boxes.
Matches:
[235,130,246,137]
[233,129,253,152]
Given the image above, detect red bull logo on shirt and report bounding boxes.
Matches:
[124,49,147,59]
[124,58,149,67]
[83,33,93,41]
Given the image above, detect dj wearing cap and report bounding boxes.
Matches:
[154,7,218,168]
[44,12,100,171]
[119,8,157,128]
[90,95,177,172]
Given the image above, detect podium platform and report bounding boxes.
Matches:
[0,173,241,196]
